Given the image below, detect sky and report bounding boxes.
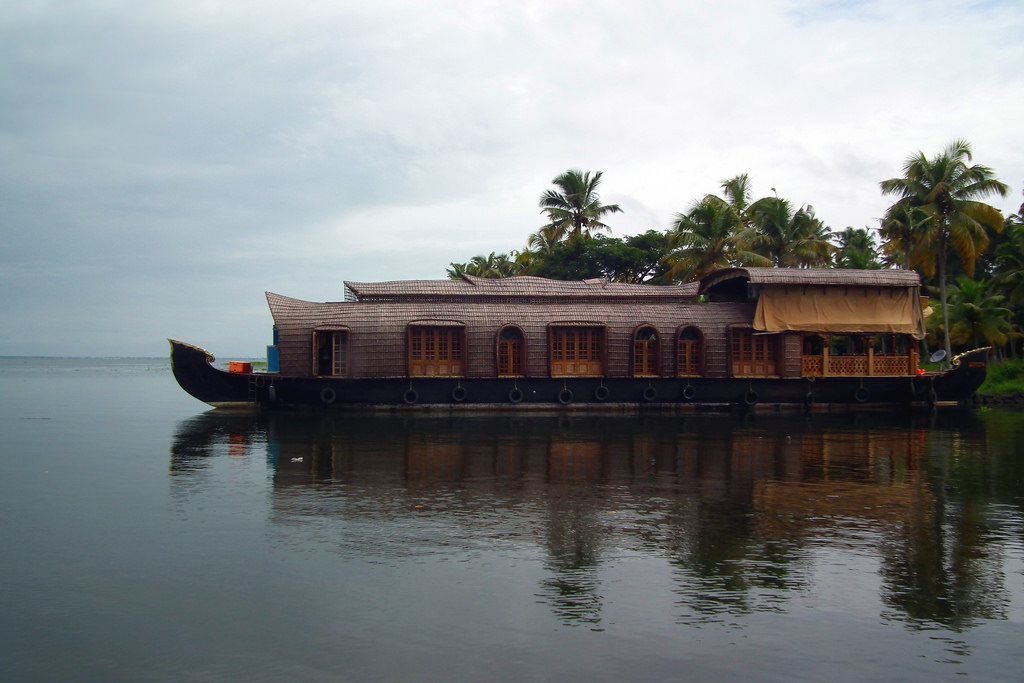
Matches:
[2,0,1022,357]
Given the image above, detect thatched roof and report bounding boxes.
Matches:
[344,275,698,301]
[265,291,723,331]
[698,267,920,293]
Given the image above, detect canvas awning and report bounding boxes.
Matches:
[753,286,925,339]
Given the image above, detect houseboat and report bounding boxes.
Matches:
[169,267,988,410]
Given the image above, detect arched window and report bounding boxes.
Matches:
[677,327,702,376]
[633,326,659,377]
[496,326,525,376]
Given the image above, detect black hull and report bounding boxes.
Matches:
[169,339,988,411]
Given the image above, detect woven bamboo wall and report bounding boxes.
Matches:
[780,333,803,378]
[267,293,756,379]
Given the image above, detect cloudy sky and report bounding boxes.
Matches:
[2,0,1022,356]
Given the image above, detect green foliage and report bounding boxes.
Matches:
[977,359,1024,397]
[741,196,834,267]
[665,196,768,282]
[992,214,1024,305]
[447,251,521,279]
[527,232,672,283]
[947,277,1013,348]
[834,227,882,269]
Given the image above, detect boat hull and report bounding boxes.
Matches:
[169,339,988,411]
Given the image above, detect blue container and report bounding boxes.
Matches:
[266,345,280,373]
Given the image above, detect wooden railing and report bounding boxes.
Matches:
[802,354,913,377]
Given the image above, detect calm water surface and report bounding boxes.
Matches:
[1,358,1022,681]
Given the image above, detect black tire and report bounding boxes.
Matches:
[682,385,696,401]
[451,386,467,403]
[508,388,524,404]
[320,387,336,405]
[642,386,657,402]
[557,388,573,405]
[744,389,758,406]
[594,385,610,402]
[854,387,869,403]
[804,391,814,407]
[403,389,418,405]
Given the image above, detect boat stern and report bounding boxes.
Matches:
[169,339,255,409]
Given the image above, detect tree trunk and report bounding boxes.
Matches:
[939,226,952,364]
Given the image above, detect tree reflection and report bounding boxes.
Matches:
[878,427,1010,629]
[167,409,1020,631]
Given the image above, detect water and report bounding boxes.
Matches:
[1,358,1022,681]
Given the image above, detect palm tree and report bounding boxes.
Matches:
[446,261,468,279]
[879,203,931,270]
[539,169,623,240]
[719,173,753,216]
[992,214,1024,306]
[834,227,881,269]
[946,277,1013,351]
[446,252,520,279]
[666,197,768,281]
[880,140,1009,360]
[526,224,563,254]
[742,197,834,267]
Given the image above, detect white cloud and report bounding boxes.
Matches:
[1,0,1022,354]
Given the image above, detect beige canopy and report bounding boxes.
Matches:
[753,286,925,339]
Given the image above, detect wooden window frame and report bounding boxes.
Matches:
[548,325,605,378]
[312,328,350,377]
[632,324,659,378]
[407,325,466,378]
[729,327,779,377]
[676,326,703,377]
[495,325,527,377]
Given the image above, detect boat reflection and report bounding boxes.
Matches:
[169,409,1018,630]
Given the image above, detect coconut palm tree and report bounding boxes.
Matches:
[834,227,881,269]
[946,277,1013,351]
[527,224,563,254]
[447,252,520,279]
[742,197,834,267]
[446,261,468,279]
[539,169,623,240]
[880,139,1009,360]
[992,215,1024,305]
[879,203,932,270]
[719,173,753,216]
[665,197,768,281]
